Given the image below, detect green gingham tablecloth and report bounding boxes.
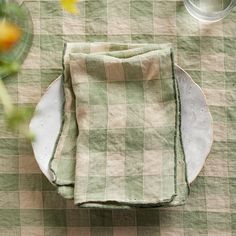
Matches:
[0,0,235,235]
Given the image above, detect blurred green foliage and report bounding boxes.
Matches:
[0,1,34,140]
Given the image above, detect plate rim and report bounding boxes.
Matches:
[175,65,213,184]
[30,65,213,184]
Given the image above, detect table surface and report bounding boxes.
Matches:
[0,0,236,235]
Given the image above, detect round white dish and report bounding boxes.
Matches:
[29,65,213,184]
[176,66,213,182]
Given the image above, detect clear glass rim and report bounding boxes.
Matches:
[184,0,236,22]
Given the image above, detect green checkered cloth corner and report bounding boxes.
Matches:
[50,43,189,208]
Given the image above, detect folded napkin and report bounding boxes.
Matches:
[50,43,189,208]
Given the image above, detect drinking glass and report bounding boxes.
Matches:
[184,0,236,22]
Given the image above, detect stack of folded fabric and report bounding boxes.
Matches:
[50,42,189,208]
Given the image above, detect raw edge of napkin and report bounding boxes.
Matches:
[165,52,190,206]
[49,42,69,185]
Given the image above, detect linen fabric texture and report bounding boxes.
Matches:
[50,42,189,208]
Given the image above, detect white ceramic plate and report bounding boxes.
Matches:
[30,65,213,184]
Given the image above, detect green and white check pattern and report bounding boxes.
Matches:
[0,0,235,235]
[73,47,179,207]
[51,43,187,207]
[50,43,189,207]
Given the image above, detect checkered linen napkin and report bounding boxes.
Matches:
[50,43,189,208]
